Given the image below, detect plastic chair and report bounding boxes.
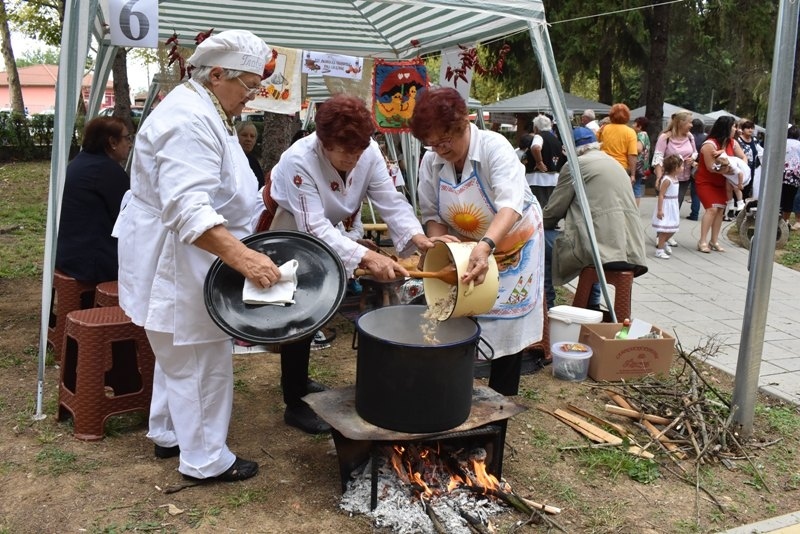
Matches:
[93,281,119,307]
[572,266,634,323]
[57,306,155,441]
[47,270,96,361]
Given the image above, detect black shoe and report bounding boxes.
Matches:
[154,444,180,459]
[284,404,331,434]
[687,215,698,221]
[182,456,258,483]
[306,378,329,394]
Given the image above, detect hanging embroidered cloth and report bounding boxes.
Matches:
[371,58,428,133]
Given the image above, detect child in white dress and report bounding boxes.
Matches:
[652,154,683,259]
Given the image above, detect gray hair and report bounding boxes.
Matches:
[582,109,595,120]
[191,66,248,84]
[235,120,257,134]
[533,114,552,132]
[576,141,601,156]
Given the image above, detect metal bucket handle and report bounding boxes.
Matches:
[476,336,494,360]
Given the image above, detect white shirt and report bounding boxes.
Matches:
[269,134,423,275]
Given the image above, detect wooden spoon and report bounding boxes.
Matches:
[354,264,459,285]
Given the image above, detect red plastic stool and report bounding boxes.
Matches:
[572,266,634,322]
[47,270,96,360]
[94,281,119,307]
[57,306,155,441]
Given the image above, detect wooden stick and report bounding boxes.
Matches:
[424,503,448,534]
[566,403,629,437]
[519,495,562,515]
[538,406,604,443]
[604,404,672,425]
[554,409,623,444]
[459,510,492,534]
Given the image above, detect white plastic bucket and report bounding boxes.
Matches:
[547,305,603,343]
[551,342,593,381]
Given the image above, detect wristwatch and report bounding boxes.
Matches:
[479,236,496,254]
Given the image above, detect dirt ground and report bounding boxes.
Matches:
[1,276,800,534]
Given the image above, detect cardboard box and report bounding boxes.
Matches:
[579,323,675,381]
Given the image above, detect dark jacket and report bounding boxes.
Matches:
[56,151,129,283]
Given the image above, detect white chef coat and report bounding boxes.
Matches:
[114,79,258,345]
[269,134,423,275]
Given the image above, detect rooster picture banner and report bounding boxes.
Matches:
[248,46,302,116]
[371,58,428,133]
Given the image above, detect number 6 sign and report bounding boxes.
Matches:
[109,0,159,48]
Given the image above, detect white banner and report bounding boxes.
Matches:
[108,0,159,48]
[439,46,473,102]
[248,46,302,116]
[301,51,363,80]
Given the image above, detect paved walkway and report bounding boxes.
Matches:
[571,195,800,404]
[569,196,800,534]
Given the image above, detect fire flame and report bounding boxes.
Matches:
[386,444,508,499]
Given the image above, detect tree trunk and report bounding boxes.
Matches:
[598,52,613,105]
[112,47,134,133]
[0,0,25,114]
[261,112,300,172]
[644,0,671,143]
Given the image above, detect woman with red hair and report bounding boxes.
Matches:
[410,87,544,397]
[268,93,439,433]
[597,103,638,186]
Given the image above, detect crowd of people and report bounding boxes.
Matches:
[56,27,795,485]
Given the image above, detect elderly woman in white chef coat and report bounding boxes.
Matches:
[113,30,278,483]
[266,93,444,434]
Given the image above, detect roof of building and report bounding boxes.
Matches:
[0,64,107,88]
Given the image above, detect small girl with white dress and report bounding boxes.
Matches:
[652,154,683,259]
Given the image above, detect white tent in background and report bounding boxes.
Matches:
[628,102,714,127]
[482,88,611,116]
[706,109,766,133]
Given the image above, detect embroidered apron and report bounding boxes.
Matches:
[436,167,543,320]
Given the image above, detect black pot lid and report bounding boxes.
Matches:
[204,230,346,344]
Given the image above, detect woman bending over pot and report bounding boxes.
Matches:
[410,87,545,397]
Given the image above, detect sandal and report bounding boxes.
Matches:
[709,242,726,252]
[697,242,711,253]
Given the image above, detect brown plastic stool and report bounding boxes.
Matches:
[47,270,96,360]
[525,300,550,361]
[94,281,119,307]
[572,266,634,322]
[57,306,155,441]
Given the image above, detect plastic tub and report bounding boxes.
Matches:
[551,342,593,381]
[547,305,603,343]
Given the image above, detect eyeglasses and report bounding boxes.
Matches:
[424,137,453,152]
[235,76,261,97]
[119,133,132,142]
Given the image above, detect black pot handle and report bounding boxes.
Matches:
[476,336,494,360]
[352,328,359,350]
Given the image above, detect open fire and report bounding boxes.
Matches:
[340,441,509,534]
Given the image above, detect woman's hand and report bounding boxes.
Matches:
[238,248,282,289]
[461,240,492,286]
[359,249,407,281]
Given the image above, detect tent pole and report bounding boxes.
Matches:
[732,0,799,436]
[35,0,100,420]
[528,20,615,321]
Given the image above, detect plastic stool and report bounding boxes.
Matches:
[572,266,634,322]
[94,281,119,307]
[57,306,155,441]
[47,270,96,360]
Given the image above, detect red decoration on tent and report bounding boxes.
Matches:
[165,30,186,80]
[195,28,214,44]
[371,58,428,133]
[445,43,511,88]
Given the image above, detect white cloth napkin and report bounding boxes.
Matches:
[242,259,299,306]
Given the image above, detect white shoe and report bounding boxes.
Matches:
[667,237,678,247]
[664,243,672,255]
[791,222,800,231]
[735,200,745,211]
[655,249,670,259]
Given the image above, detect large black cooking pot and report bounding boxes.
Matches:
[354,305,493,433]
[204,230,346,345]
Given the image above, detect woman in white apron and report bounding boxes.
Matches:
[114,31,279,483]
[411,88,545,396]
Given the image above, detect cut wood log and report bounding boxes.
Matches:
[554,409,623,444]
[604,404,672,425]
[566,403,629,437]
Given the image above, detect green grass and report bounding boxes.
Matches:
[575,446,661,484]
[755,404,800,436]
[0,161,50,278]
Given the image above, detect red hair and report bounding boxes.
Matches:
[409,87,468,141]
[315,94,372,151]
[608,103,631,124]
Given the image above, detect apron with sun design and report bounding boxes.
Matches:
[436,167,543,320]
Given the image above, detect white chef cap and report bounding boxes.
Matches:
[187,30,271,76]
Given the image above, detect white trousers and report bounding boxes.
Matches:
[145,330,236,478]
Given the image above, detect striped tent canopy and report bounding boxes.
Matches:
[157,0,545,58]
